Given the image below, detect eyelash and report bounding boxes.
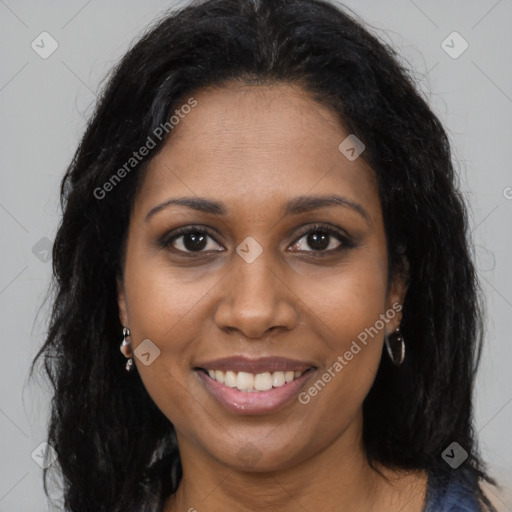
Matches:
[160,223,355,256]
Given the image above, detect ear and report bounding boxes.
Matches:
[117,277,129,327]
[385,251,409,334]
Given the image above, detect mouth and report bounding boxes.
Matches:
[194,362,317,415]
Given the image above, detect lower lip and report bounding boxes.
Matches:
[196,369,316,415]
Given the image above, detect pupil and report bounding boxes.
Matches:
[308,232,329,250]
[184,232,207,251]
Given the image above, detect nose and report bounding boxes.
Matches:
[213,248,298,340]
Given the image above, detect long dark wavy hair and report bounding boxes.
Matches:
[30,0,500,510]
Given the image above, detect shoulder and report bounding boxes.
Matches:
[423,467,481,512]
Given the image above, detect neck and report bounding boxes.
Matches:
[163,412,423,512]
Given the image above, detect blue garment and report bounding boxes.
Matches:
[423,468,481,511]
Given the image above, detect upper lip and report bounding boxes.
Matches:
[194,356,317,374]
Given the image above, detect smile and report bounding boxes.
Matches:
[195,367,316,415]
[203,369,307,392]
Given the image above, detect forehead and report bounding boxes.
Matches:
[134,82,380,220]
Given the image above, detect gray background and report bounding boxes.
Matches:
[1,1,511,510]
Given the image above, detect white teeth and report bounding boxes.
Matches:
[272,371,285,387]
[205,369,307,392]
[224,370,237,388]
[236,371,254,391]
[254,372,273,391]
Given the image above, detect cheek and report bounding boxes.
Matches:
[290,250,389,411]
[123,245,217,346]
[292,248,389,346]
[121,243,235,427]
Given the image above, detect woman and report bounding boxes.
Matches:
[30,0,501,510]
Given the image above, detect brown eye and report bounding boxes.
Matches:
[176,231,208,251]
[289,224,353,253]
[163,227,224,253]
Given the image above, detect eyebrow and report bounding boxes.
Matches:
[144,194,370,224]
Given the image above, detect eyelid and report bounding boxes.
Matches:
[291,223,350,243]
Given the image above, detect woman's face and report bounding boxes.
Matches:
[117,82,406,472]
